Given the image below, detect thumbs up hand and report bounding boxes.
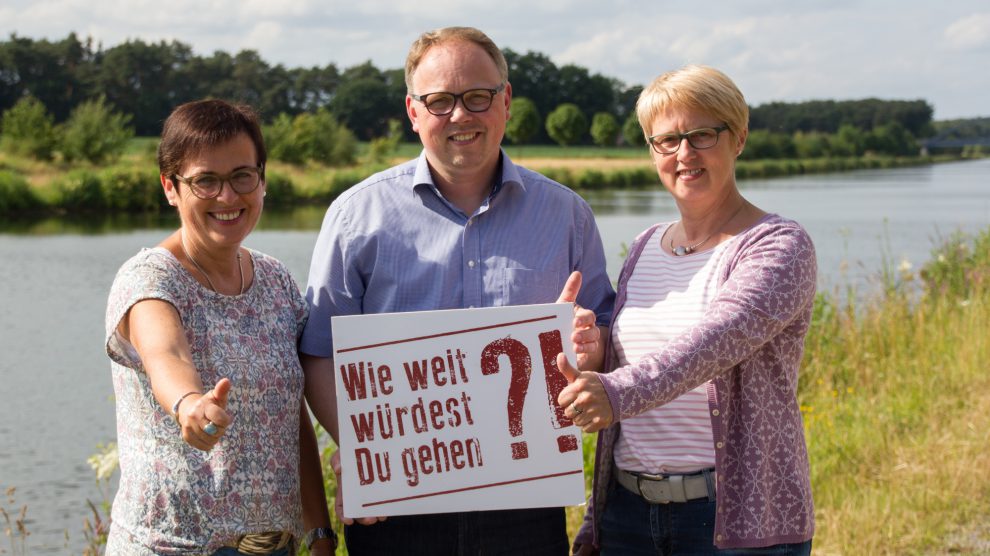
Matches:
[556,271,605,372]
[176,378,234,451]
[557,353,613,433]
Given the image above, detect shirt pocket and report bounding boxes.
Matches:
[501,268,563,306]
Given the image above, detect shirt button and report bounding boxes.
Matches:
[712,409,720,416]
[467,260,476,268]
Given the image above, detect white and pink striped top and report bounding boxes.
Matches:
[611,223,732,474]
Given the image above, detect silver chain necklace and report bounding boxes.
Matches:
[669,203,745,256]
[179,234,244,295]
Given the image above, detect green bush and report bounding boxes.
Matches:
[0,95,59,160]
[366,119,404,164]
[545,103,588,146]
[740,129,796,160]
[506,97,541,145]
[262,171,297,206]
[265,109,357,166]
[265,114,299,163]
[622,113,644,148]
[99,166,165,211]
[793,131,831,158]
[0,170,42,213]
[52,169,105,210]
[61,96,135,164]
[590,112,620,147]
[540,166,656,191]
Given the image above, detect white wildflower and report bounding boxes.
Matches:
[87,443,119,481]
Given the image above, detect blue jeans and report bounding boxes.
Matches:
[212,547,291,556]
[600,484,812,556]
[344,507,569,555]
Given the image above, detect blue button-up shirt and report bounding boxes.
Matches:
[300,150,615,356]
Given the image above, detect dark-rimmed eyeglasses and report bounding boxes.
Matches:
[410,83,507,116]
[647,125,730,155]
[173,166,264,200]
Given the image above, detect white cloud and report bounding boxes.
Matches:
[945,12,990,50]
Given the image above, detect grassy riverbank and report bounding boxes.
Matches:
[0,140,977,215]
[798,230,990,554]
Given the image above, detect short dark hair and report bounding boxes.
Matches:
[157,99,266,178]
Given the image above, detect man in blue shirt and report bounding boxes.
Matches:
[300,26,614,555]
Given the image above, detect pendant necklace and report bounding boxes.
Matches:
[669,203,746,256]
[179,234,244,295]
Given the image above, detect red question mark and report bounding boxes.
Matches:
[481,337,532,460]
[480,332,580,459]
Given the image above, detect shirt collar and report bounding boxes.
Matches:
[411,148,525,198]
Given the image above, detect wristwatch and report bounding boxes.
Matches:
[304,527,337,551]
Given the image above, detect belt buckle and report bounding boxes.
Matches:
[636,474,672,504]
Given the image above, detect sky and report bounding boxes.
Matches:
[1,0,988,120]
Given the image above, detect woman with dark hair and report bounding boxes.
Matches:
[560,66,816,555]
[104,99,335,555]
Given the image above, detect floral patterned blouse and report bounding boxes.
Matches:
[104,247,307,555]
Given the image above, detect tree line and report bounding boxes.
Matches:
[1,32,939,154]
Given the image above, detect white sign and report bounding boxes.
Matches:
[331,302,584,518]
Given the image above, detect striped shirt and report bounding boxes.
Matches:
[612,223,730,474]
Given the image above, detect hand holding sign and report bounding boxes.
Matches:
[331,449,386,526]
[556,354,613,434]
[555,272,603,372]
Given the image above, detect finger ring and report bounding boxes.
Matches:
[203,421,219,436]
[572,403,584,415]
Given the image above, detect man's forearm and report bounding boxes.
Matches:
[301,353,340,443]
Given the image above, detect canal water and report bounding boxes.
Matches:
[1,158,987,553]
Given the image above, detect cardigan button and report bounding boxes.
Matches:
[716,441,725,449]
[712,409,720,416]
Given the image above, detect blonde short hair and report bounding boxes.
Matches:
[404,26,508,92]
[636,65,749,139]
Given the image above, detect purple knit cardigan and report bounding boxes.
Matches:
[575,213,817,550]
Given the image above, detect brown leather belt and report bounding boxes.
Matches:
[223,531,294,555]
[616,468,715,504]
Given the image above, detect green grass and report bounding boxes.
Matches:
[795,230,990,554]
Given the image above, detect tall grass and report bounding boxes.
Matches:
[798,229,990,554]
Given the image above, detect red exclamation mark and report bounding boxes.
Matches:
[539,330,579,453]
